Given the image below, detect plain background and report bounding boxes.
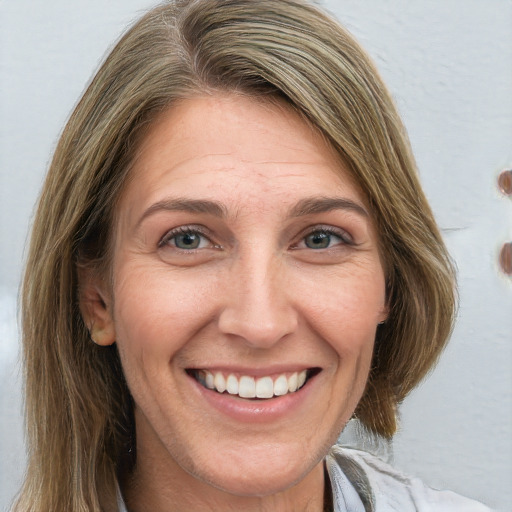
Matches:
[1,1,511,510]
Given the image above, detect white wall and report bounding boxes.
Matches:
[1,1,510,510]
[325,3,511,510]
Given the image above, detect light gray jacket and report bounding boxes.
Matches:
[326,445,493,511]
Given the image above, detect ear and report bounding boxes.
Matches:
[78,267,116,346]
[377,302,390,326]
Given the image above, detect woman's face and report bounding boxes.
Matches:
[100,94,387,497]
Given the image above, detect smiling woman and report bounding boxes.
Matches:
[13,1,493,511]
[82,95,387,508]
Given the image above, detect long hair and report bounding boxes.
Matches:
[15,1,456,510]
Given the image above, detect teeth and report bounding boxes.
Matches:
[196,369,310,399]
[255,376,274,398]
[274,375,288,396]
[288,372,298,392]
[214,372,226,393]
[239,376,256,398]
[298,370,307,388]
[226,374,239,395]
[205,372,215,389]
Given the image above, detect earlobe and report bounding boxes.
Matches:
[378,303,390,325]
[78,268,116,346]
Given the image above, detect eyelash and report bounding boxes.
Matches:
[158,224,353,252]
[158,226,215,250]
[294,225,354,250]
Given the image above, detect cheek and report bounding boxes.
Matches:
[295,267,385,354]
[112,264,221,362]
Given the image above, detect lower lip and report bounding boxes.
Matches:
[188,373,318,424]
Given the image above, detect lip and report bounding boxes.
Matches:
[186,367,321,424]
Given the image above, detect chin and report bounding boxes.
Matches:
[183,435,332,498]
[198,459,316,497]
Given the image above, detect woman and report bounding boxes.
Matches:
[14,0,493,510]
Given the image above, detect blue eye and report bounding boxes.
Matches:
[305,231,339,249]
[173,232,203,249]
[305,231,334,249]
[160,228,211,250]
[301,228,351,250]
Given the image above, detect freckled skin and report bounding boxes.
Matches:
[99,95,387,511]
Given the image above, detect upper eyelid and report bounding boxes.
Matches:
[298,224,353,242]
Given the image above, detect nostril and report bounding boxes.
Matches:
[217,308,298,349]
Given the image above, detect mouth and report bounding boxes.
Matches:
[188,368,320,400]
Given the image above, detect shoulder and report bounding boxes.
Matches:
[326,445,494,512]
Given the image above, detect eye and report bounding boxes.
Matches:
[295,227,352,250]
[304,231,337,249]
[173,232,204,249]
[159,227,213,250]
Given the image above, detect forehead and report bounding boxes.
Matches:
[120,94,366,220]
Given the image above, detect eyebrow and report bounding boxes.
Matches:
[136,198,227,228]
[136,195,368,228]
[288,196,369,218]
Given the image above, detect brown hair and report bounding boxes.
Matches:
[15,0,456,510]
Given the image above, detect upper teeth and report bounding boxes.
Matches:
[196,370,308,399]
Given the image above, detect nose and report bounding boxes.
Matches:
[217,249,298,349]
